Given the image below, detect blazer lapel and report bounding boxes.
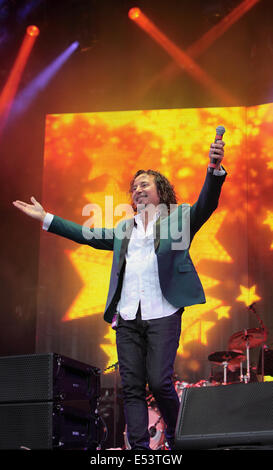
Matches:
[117,218,134,271]
[153,216,161,252]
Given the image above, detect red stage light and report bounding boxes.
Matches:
[0,26,39,138]
[140,0,260,99]
[128,7,141,20]
[27,25,40,37]
[127,8,235,105]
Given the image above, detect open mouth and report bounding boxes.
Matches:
[136,195,147,202]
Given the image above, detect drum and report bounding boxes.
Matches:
[174,380,189,401]
[175,379,215,402]
[124,406,165,450]
[193,379,213,387]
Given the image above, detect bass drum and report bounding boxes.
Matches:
[175,379,215,401]
[124,406,165,450]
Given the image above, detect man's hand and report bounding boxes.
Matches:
[13,197,46,222]
[209,140,225,170]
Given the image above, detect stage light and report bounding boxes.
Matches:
[140,0,261,98]
[187,0,260,58]
[0,26,39,138]
[128,8,235,105]
[128,7,141,20]
[27,25,40,37]
[10,41,80,120]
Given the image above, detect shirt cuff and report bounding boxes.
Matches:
[42,212,54,230]
[213,166,226,176]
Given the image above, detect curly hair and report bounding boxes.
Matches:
[129,169,177,212]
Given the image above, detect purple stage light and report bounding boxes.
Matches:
[10,41,79,118]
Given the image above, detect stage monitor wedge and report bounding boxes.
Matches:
[175,382,273,450]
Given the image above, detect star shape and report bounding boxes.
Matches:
[190,210,232,265]
[178,294,223,356]
[214,305,231,320]
[63,247,112,321]
[236,284,261,306]
[100,328,118,373]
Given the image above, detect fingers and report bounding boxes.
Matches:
[12,196,45,221]
[13,200,28,208]
[13,197,39,207]
[210,141,225,151]
[12,200,29,214]
[209,141,225,161]
[12,197,39,214]
[30,196,41,207]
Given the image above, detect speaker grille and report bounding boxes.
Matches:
[0,402,53,449]
[0,354,53,403]
[175,382,273,449]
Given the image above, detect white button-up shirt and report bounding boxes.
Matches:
[117,211,177,320]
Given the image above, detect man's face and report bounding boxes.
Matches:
[131,173,160,209]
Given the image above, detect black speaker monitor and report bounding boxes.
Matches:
[175,382,273,450]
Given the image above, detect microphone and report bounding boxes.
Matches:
[208,125,226,174]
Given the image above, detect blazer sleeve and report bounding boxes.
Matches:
[190,169,227,239]
[47,215,115,251]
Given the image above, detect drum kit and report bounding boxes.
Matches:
[209,327,267,384]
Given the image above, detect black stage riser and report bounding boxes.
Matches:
[175,382,273,450]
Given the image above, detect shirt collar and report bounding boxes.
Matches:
[134,208,161,226]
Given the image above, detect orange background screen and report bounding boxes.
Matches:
[36,104,273,384]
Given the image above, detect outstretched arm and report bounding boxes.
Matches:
[13,197,114,251]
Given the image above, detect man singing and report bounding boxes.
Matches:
[13,138,226,450]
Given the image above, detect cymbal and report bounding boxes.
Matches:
[228,328,267,350]
[208,350,245,364]
[229,353,246,366]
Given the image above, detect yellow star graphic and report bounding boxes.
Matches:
[178,295,223,356]
[63,247,112,321]
[214,305,231,320]
[236,285,261,306]
[190,210,232,265]
[100,328,118,373]
[199,274,219,290]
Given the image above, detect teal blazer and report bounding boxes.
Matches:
[48,170,226,323]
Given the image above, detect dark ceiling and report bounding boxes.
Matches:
[0,0,272,114]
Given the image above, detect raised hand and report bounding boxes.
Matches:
[13,197,46,222]
[209,140,225,170]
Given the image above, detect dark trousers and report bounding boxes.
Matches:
[116,306,183,449]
